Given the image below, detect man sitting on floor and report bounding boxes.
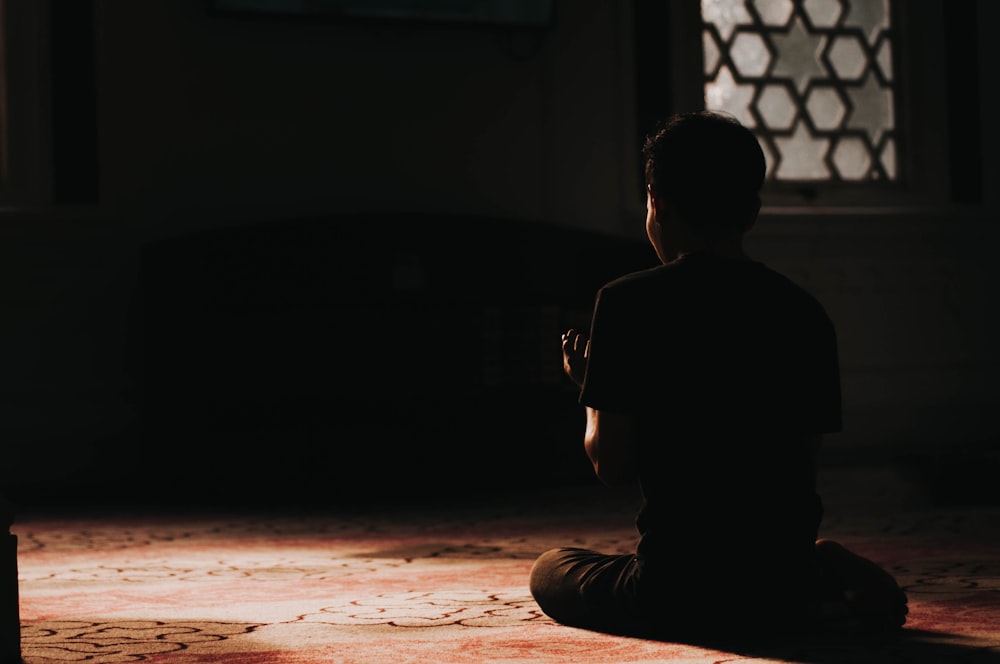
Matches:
[529,110,908,640]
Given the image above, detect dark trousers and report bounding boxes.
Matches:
[529,548,646,636]
[529,546,818,641]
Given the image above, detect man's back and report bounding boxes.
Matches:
[581,252,840,431]
[580,252,841,573]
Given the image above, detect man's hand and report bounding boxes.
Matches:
[561,328,589,388]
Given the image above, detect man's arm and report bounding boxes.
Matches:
[584,406,637,486]
[563,328,638,487]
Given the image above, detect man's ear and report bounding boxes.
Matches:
[647,185,667,222]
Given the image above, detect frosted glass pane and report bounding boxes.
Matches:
[828,36,866,80]
[701,0,751,41]
[845,74,893,143]
[756,0,793,26]
[803,0,842,27]
[705,66,757,127]
[758,84,796,129]
[843,0,889,43]
[774,122,830,179]
[833,137,871,179]
[877,40,893,82]
[731,33,770,77]
[703,31,720,75]
[806,88,845,129]
[881,138,897,179]
[769,17,827,92]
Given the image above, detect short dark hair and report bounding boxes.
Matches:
[642,111,766,237]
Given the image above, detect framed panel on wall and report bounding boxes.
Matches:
[206,0,556,29]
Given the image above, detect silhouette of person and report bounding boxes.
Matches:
[529,110,908,641]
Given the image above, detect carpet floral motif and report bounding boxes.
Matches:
[12,483,1000,663]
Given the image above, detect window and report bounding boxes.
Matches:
[640,0,964,208]
[702,0,896,184]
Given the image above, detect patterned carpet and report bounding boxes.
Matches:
[9,461,1000,663]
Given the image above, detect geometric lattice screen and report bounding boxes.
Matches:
[702,0,897,182]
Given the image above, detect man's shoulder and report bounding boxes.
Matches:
[752,262,832,313]
[600,255,777,294]
[600,263,675,293]
[598,256,833,322]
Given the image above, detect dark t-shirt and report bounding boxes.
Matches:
[579,252,841,589]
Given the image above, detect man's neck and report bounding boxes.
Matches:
[677,235,749,261]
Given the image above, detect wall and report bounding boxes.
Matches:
[2,0,642,495]
[0,0,997,499]
[96,0,635,237]
[749,212,1000,457]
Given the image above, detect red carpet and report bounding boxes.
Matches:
[12,466,1000,663]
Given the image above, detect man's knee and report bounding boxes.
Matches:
[529,548,567,603]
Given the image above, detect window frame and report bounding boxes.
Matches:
[0,0,52,208]
[656,0,959,210]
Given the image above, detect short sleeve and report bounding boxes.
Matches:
[578,285,643,413]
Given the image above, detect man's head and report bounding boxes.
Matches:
[642,111,766,244]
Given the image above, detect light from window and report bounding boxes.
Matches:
[702,0,896,182]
